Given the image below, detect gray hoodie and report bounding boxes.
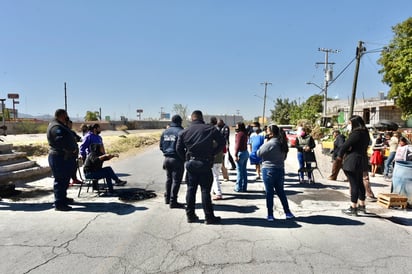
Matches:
[257,137,285,169]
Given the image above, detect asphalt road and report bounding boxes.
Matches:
[0,132,411,273]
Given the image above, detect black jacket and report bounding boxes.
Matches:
[83,144,104,173]
[338,129,370,172]
[47,119,78,158]
[176,120,225,161]
[332,133,346,160]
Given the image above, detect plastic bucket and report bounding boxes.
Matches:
[392,161,412,202]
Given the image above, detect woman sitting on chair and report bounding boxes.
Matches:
[83,143,127,195]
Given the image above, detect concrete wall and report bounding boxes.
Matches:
[1,120,171,135]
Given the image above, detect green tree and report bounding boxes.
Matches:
[377,17,412,118]
[289,103,302,126]
[270,98,297,125]
[300,94,323,124]
[84,111,99,121]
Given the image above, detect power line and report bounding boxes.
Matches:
[328,57,356,87]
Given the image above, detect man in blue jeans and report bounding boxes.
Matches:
[83,143,127,195]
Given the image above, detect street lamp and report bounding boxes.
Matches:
[306,81,327,117]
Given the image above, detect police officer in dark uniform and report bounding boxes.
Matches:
[47,109,79,211]
[176,110,225,224]
[160,114,185,208]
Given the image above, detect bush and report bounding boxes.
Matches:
[12,122,48,134]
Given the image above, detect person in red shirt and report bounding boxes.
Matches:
[234,122,249,192]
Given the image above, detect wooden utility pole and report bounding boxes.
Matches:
[349,41,366,118]
[260,82,272,125]
[64,82,67,111]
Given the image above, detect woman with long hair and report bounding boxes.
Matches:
[234,122,249,192]
[337,115,370,216]
[257,124,295,221]
[295,126,316,183]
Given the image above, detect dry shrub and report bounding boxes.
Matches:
[105,134,160,154]
[13,143,49,156]
[13,133,161,157]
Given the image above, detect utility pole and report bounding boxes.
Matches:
[64,82,67,111]
[317,48,339,117]
[260,82,272,126]
[349,41,366,118]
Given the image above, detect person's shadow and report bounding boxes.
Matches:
[0,200,148,215]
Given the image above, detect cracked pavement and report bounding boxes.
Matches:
[1,135,411,273]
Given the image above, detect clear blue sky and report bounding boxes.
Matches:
[0,0,411,121]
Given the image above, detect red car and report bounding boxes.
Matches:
[284,129,297,147]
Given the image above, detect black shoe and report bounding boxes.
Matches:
[205,216,221,225]
[170,202,185,209]
[342,206,358,216]
[357,205,367,214]
[65,197,75,204]
[187,215,200,223]
[92,180,99,191]
[114,179,127,186]
[55,204,72,211]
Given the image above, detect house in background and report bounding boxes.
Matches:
[327,91,408,128]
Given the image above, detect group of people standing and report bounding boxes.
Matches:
[371,131,412,179]
[160,111,295,223]
[47,109,127,211]
[327,115,412,216]
[160,110,226,224]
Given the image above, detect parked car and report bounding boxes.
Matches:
[284,129,297,147]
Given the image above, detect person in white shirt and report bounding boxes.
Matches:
[394,136,412,162]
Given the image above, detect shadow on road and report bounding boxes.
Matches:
[213,203,259,214]
[295,214,364,226]
[218,217,303,228]
[0,201,147,215]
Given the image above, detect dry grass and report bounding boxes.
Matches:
[12,131,162,158]
[103,134,161,155]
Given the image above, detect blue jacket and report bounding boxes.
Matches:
[160,123,183,158]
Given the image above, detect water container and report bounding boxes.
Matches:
[392,161,412,202]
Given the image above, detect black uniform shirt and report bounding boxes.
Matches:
[176,120,225,161]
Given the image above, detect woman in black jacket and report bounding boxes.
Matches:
[337,115,370,216]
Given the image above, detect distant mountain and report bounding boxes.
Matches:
[18,113,54,121]
[18,113,85,122]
